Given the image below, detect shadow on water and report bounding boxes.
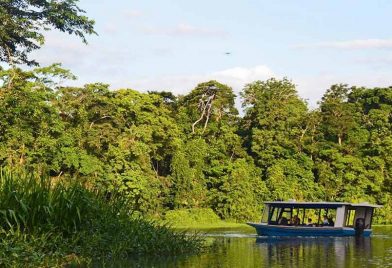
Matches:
[92,226,392,268]
[254,236,374,268]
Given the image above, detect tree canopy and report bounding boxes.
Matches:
[0,1,391,224]
[0,0,95,66]
[1,66,391,223]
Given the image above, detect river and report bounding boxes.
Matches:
[103,226,392,267]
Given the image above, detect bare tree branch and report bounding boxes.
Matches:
[89,115,111,129]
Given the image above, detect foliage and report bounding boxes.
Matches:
[207,158,267,221]
[169,138,208,208]
[241,78,308,170]
[0,0,389,240]
[1,66,391,224]
[0,0,95,66]
[0,169,204,267]
[165,208,222,226]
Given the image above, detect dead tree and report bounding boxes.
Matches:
[192,85,217,133]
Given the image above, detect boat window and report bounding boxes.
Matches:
[278,207,293,224]
[292,208,307,224]
[326,209,337,226]
[269,207,282,224]
[345,209,356,227]
[304,209,319,226]
[300,208,337,227]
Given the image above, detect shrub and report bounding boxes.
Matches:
[165,208,221,226]
[0,168,203,267]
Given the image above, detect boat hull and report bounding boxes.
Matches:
[247,223,371,237]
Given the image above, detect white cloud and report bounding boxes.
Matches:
[118,66,392,110]
[25,30,392,111]
[30,31,137,70]
[123,10,143,18]
[30,34,90,66]
[295,39,392,50]
[355,55,392,65]
[103,23,118,34]
[119,65,274,96]
[109,65,274,113]
[152,48,173,57]
[142,23,228,38]
[294,72,392,108]
[213,66,274,83]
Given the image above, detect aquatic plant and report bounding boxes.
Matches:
[0,168,203,267]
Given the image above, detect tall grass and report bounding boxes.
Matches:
[0,168,203,267]
[165,208,222,226]
[0,168,95,235]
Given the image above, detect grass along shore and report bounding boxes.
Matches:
[0,169,204,267]
[163,208,254,230]
[172,221,252,230]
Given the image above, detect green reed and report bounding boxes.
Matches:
[0,168,203,267]
[0,168,100,235]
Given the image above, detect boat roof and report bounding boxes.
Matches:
[264,201,382,209]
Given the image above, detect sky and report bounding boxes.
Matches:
[30,0,392,108]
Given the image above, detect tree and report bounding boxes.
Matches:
[348,86,392,222]
[208,158,268,221]
[178,80,238,135]
[319,84,359,147]
[54,86,180,213]
[241,78,308,170]
[0,65,69,172]
[1,64,391,223]
[266,158,321,201]
[169,138,208,209]
[0,0,95,66]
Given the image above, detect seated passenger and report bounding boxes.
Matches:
[291,215,300,226]
[328,217,334,226]
[322,216,329,226]
[279,217,288,225]
[307,218,313,226]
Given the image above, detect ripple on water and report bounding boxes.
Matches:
[95,226,392,268]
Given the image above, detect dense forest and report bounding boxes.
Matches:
[1,0,391,266]
[0,65,391,223]
[0,0,391,227]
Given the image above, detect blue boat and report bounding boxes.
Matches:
[247,201,382,237]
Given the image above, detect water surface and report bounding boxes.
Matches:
[105,226,392,267]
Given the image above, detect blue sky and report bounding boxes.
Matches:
[31,0,392,107]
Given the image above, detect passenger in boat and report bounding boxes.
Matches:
[291,215,300,226]
[307,218,313,226]
[279,217,288,225]
[328,217,334,226]
[322,216,329,226]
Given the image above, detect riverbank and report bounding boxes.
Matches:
[0,170,204,267]
[169,219,392,231]
[162,208,254,231]
[171,222,392,231]
[173,222,253,230]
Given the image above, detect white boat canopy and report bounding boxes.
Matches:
[263,201,382,209]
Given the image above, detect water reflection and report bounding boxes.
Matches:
[255,236,373,268]
[94,227,392,268]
